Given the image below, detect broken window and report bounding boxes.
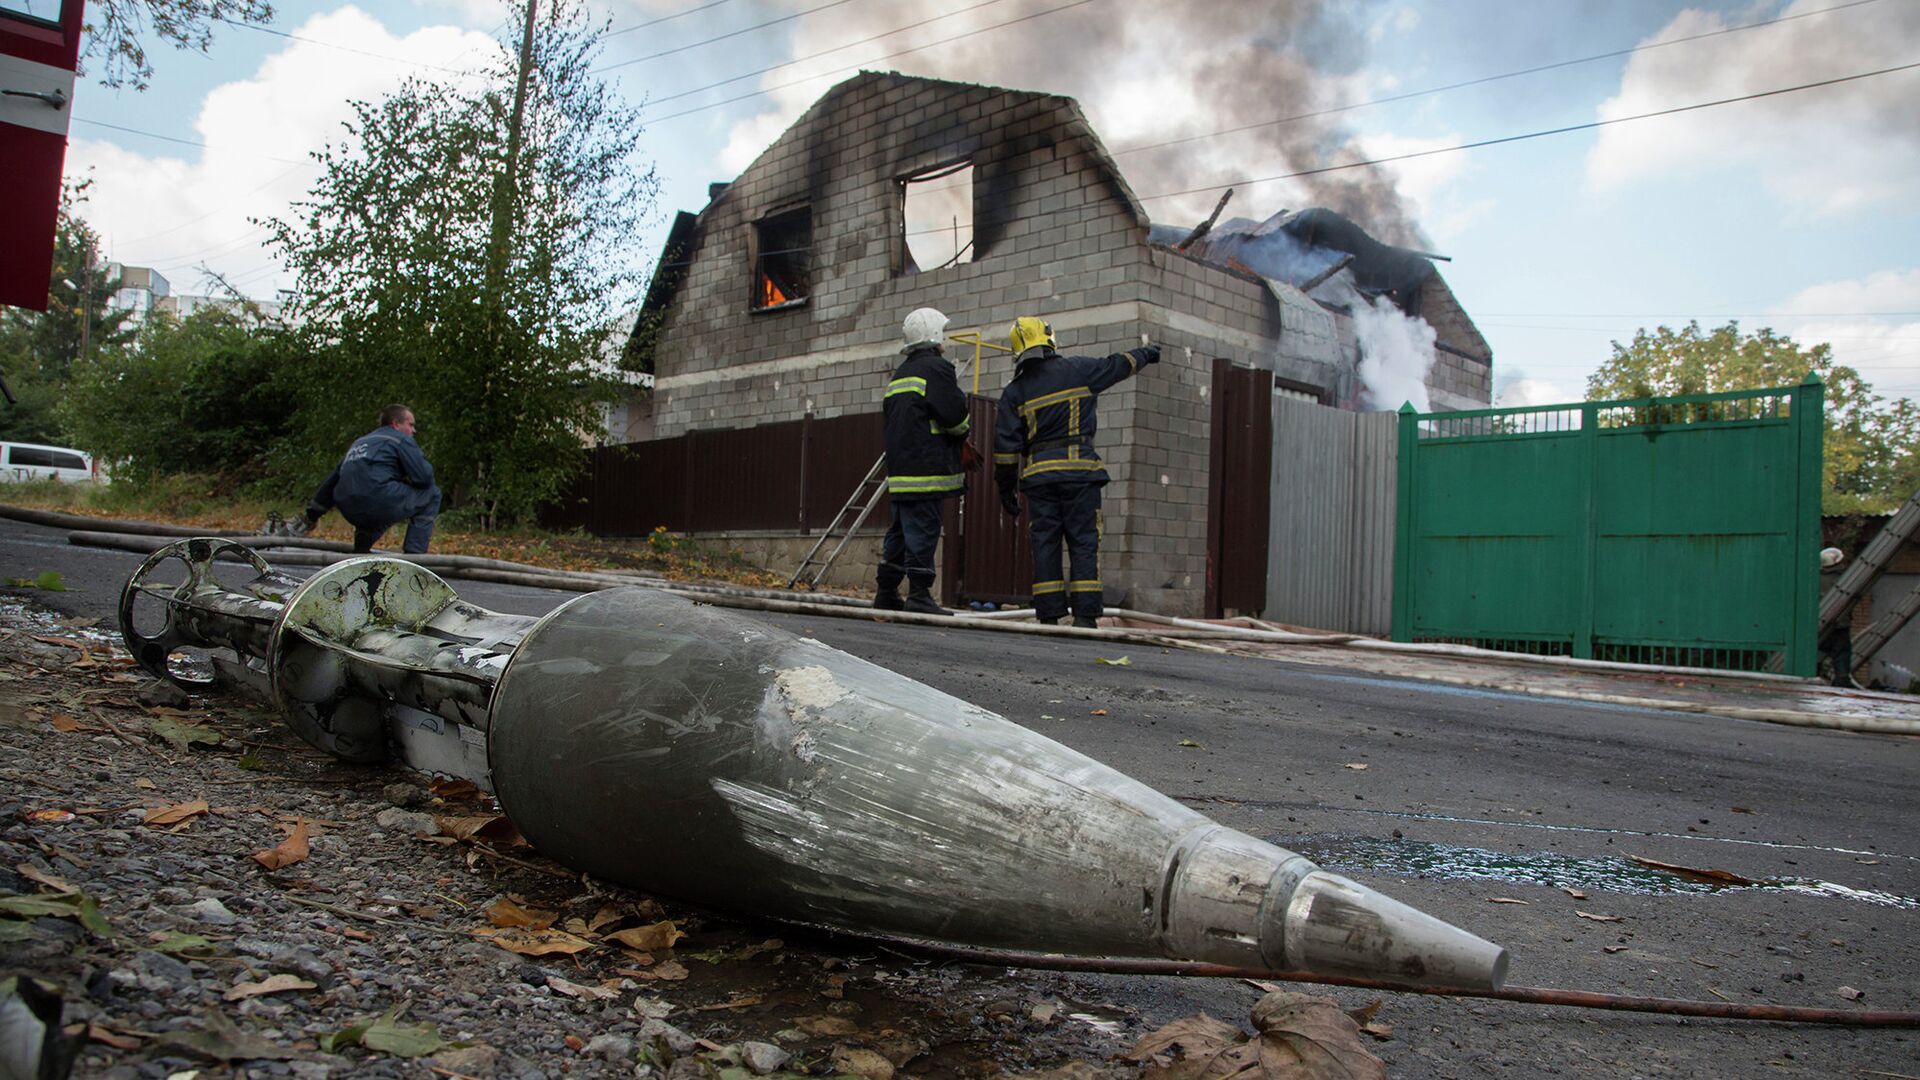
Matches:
[899,161,973,275]
[753,206,811,310]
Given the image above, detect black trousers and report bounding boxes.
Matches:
[1027,482,1103,620]
[877,498,944,590]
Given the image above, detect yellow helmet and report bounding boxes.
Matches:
[1009,316,1055,355]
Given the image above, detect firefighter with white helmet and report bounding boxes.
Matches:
[874,307,973,615]
[994,317,1158,627]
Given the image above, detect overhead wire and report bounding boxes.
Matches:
[593,0,864,73]
[604,0,741,39]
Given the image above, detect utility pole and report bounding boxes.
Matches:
[483,0,537,326]
[76,240,93,368]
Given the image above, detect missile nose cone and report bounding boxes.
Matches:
[1278,870,1508,991]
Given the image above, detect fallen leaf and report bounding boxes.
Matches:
[1089,709,1108,716]
[150,718,221,752]
[483,896,556,930]
[1625,854,1755,887]
[606,920,684,953]
[159,1010,299,1062]
[1252,992,1387,1080]
[1562,887,1588,900]
[473,927,594,957]
[251,820,310,871]
[1603,945,1626,954]
[428,777,485,802]
[547,975,619,1001]
[794,1015,860,1037]
[1837,986,1865,1001]
[1730,806,1754,814]
[586,905,629,933]
[1095,656,1131,666]
[225,974,316,1001]
[14,864,77,893]
[87,1024,141,1050]
[132,778,157,790]
[1487,897,1530,905]
[832,1046,895,1080]
[25,809,74,824]
[47,713,91,733]
[631,960,688,982]
[320,1010,446,1057]
[617,951,657,968]
[150,932,217,956]
[692,992,764,1012]
[1855,858,1881,866]
[1178,739,1202,748]
[634,997,675,1019]
[144,799,210,827]
[435,814,508,841]
[564,1034,585,1051]
[1342,763,1369,770]
[1575,910,1624,923]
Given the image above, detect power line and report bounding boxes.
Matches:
[1105,0,1884,161]
[605,0,740,39]
[1133,59,1920,204]
[639,0,1103,123]
[593,0,863,74]
[643,0,1012,107]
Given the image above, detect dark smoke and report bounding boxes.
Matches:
[751,0,1430,248]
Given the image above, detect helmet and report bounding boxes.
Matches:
[1009,316,1055,356]
[901,307,949,352]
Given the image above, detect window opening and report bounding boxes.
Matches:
[900,161,973,275]
[753,206,811,310]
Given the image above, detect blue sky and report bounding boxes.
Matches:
[59,0,1920,408]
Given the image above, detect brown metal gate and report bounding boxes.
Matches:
[1207,359,1272,616]
[958,394,1032,606]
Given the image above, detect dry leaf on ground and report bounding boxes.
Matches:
[48,713,91,733]
[144,799,209,827]
[473,927,594,957]
[631,959,688,982]
[86,1024,141,1050]
[484,896,556,930]
[225,974,316,1001]
[15,864,76,893]
[1562,887,1588,900]
[1251,991,1388,1080]
[1575,911,1624,923]
[1837,986,1865,1001]
[1487,897,1529,905]
[251,820,310,870]
[546,975,619,1001]
[1625,854,1756,887]
[606,920,684,952]
[428,777,486,802]
[833,1046,896,1080]
[1342,763,1369,771]
[794,1015,860,1037]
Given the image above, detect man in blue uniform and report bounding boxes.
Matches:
[994,318,1158,627]
[875,308,972,615]
[302,404,441,554]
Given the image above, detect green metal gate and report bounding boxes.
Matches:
[1391,376,1825,675]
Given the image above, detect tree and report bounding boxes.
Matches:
[263,0,656,525]
[82,0,275,90]
[1587,321,1920,513]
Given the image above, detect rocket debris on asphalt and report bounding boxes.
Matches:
[119,537,1508,991]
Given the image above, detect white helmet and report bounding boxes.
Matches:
[901,307,949,352]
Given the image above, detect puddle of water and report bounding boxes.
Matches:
[1281,833,1918,909]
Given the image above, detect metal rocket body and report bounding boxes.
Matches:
[119,541,1507,991]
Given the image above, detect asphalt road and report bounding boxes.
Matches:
[3,515,1917,1078]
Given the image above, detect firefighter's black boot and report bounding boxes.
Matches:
[1073,616,1100,629]
[903,582,948,616]
[873,586,904,611]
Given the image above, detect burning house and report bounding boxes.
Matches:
[596,71,1492,617]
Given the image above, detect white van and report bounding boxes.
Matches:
[0,441,100,483]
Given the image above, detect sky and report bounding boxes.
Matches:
[51,0,1920,409]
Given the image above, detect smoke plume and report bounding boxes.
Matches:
[721,0,1431,247]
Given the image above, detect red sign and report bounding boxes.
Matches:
[1,1,84,311]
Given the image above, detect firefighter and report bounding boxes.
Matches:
[994,318,1158,627]
[875,307,973,615]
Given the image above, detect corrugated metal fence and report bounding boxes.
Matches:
[539,412,884,536]
[1264,397,1398,635]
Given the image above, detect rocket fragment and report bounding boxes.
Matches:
[119,540,1507,990]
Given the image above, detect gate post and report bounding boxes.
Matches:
[1788,372,1826,677]
[1575,401,1599,660]
[1390,403,1417,642]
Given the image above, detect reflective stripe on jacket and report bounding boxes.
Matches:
[993,345,1152,489]
[882,346,970,500]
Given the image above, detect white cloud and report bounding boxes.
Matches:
[1495,372,1581,408]
[1775,269,1920,400]
[70,7,500,298]
[1585,0,1920,215]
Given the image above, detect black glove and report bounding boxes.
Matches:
[1000,489,1021,517]
[1135,345,1161,367]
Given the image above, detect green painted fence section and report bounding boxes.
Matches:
[1391,376,1825,675]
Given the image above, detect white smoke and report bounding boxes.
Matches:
[1321,276,1436,412]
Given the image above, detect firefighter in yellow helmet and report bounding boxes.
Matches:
[993,317,1159,627]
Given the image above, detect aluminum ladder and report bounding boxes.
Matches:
[787,454,887,589]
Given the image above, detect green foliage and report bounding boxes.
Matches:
[81,0,276,91]
[1587,321,1920,513]
[265,1,657,526]
[61,306,299,483]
